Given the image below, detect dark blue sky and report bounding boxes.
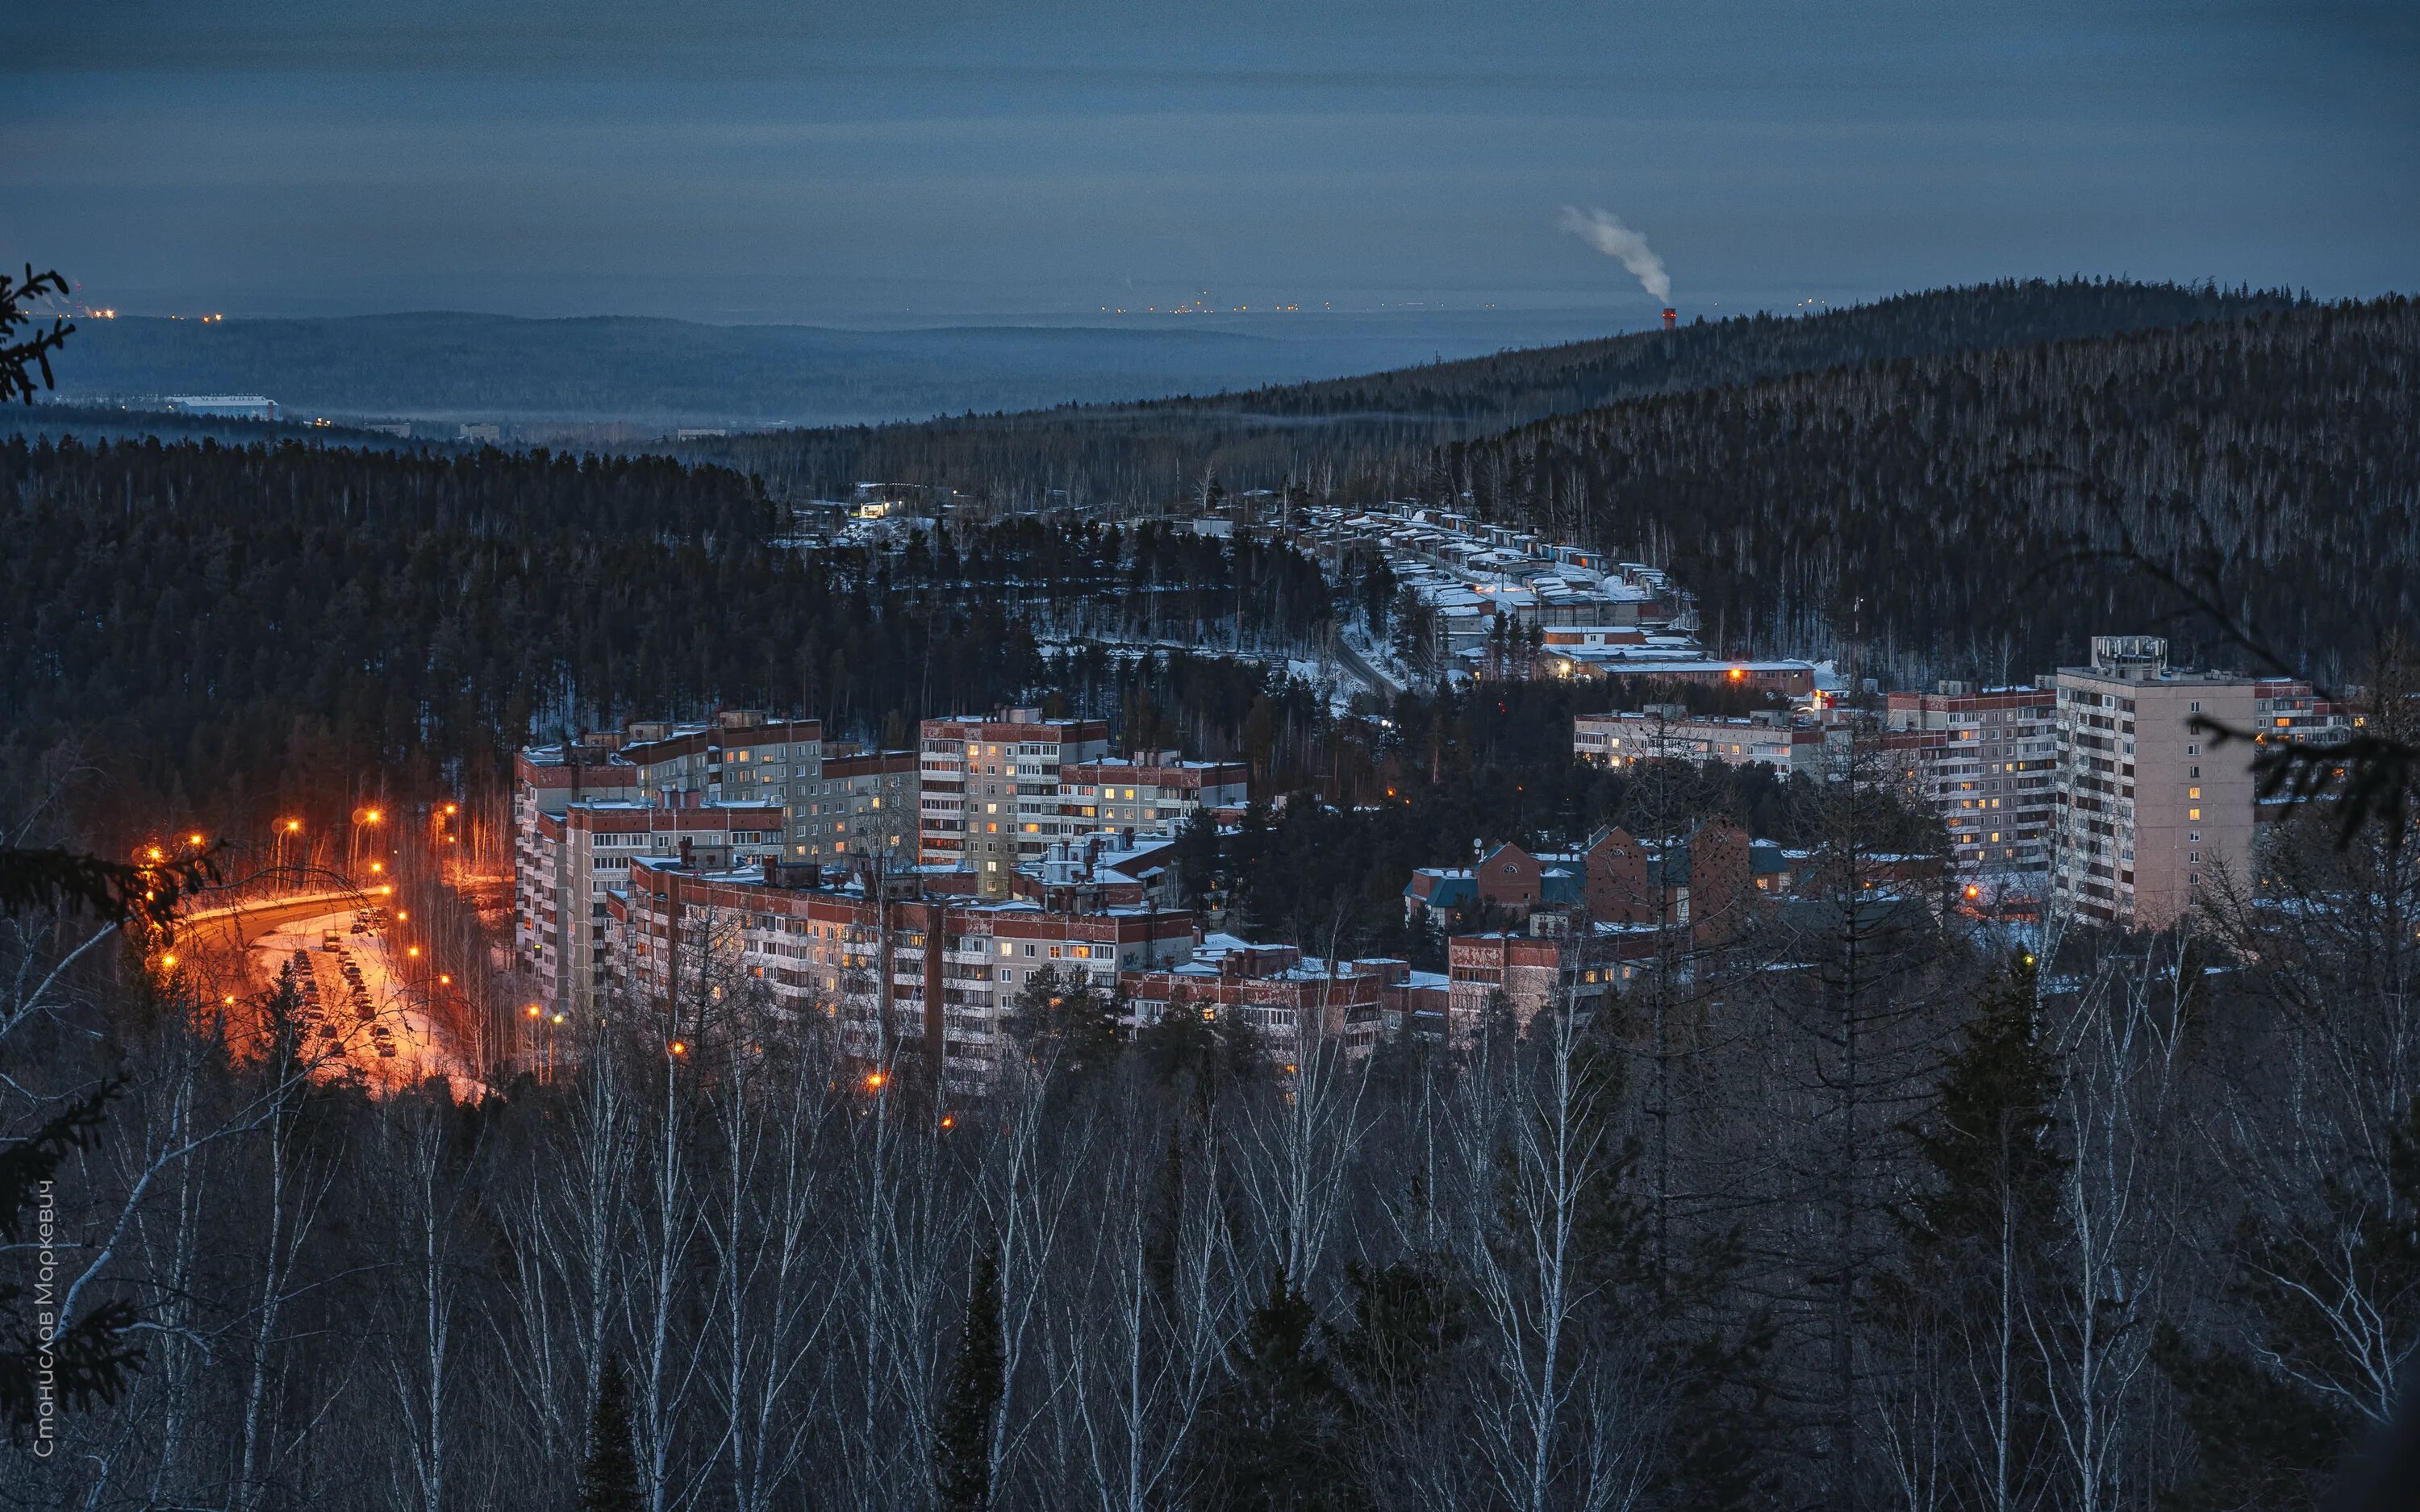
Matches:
[8,0,2412,323]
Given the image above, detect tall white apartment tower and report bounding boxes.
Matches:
[2050,636,2258,931]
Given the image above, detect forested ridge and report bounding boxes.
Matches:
[686,278,2301,504]
[0,437,1350,834]
[1442,296,2420,687]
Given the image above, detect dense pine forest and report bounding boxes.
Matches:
[0,436,1365,836]
[1447,297,2420,687]
[685,279,2302,505]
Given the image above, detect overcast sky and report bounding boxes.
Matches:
[6,0,2412,323]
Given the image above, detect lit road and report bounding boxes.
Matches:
[246,904,479,1098]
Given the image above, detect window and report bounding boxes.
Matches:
[2187,808,2201,821]
[2188,701,2201,714]
[2187,786,2201,799]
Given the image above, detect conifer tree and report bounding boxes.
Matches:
[1883,955,2063,1511]
[1194,1265,1354,1512]
[934,1250,1003,1512]
[578,1354,642,1512]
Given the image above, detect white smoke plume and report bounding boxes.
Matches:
[1556,205,1671,304]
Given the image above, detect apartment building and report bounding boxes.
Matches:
[1884,683,2059,886]
[618,711,828,852]
[1119,935,1392,1065]
[800,748,917,861]
[514,710,827,856]
[610,860,1192,1094]
[515,799,786,1011]
[1059,751,1249,835]
[919,708,1110,894]
[2050,636,2262,931]
[1574,706,1825,774]
[1445,928,1621,1041]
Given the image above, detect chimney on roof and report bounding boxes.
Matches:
[762,854,778,889]
[678,837,695,868]
[1662,307,1677,331]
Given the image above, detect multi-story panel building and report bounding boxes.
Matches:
[1119,935,1392,1065]
[1058,752,1249,835]
[919,708,1110,894]
[1884,683,2059,886]
[1445,929,1620,1040]
[616,710,828,854]
[517,799,786,1011]
[1574,707,1825,774]
[610,861,1192,1094]
[2050,636,2262,931]
[513,710,827,856]
[798,748,917,861]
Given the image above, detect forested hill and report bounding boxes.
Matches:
[1444,296,2419,688]
[0,438,1342,833]
[686,279,2301,502]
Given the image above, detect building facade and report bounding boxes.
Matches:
[805,749,917,861]
[2050,636,2259,931]
[611,861,1194,1095]
[919,709,1111,893]
[1575,707,1824,773]
[1059,752,1249,836]
[1884,683,2059,888]
[516,799,786,1011]
[1444,929,1621,1040]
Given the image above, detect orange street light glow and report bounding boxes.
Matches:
[145,845,164,862]
[159,952,178,969]
[527,1004,542,1018]
[369,861,384,873]
[437,973,451,985]
[187,832,205,847]
[670,1040,687,1056]
[940,1115,956,1130]
[407,946,420,958]
[865,1072,887,1089]
[365,809,382,823]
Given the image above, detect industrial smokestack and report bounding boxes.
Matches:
[1662,307,1676,331]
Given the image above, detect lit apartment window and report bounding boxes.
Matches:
[2188,808,2201,821]
[2187,786,2200,799]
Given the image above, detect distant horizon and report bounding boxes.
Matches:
[38,275,2356,335]
[12,1,2410,324]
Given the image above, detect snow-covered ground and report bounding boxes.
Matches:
[251,907,481,1100]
